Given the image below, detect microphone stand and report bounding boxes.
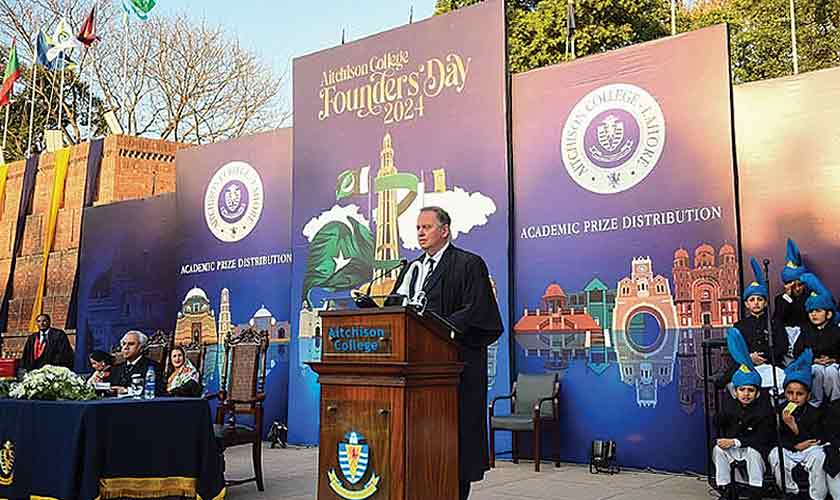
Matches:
[353,259,408,308]
[764,258,789,500]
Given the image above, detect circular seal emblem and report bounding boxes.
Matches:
[560,83,666,194]
[204,161,264,242]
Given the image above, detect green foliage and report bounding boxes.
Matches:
[436,0,840,82]
[684,0,840,83]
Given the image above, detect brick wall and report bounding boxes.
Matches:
[0,136,184,357]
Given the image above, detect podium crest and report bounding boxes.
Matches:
[0,440,14,486]
[328,431,380,499]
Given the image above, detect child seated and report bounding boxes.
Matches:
[801,273,840,407]
[775,239,811,363]
[727,258,785,395]
[714,328,774,499]
[769,349,828,499]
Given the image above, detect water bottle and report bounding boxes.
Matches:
[143,366,156,400]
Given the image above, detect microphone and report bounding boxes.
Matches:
[353,259,409,308]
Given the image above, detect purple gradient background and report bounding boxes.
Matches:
[513,25,737,472]
[289,0,511,445]
[735,68,840,293]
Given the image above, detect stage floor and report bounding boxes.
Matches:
[223,445,712,499]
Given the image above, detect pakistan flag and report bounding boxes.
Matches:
[302,216,374,303]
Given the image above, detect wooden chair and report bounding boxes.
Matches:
[182,341,206,379]
[488,373,561,471]
[110,343,125,366]
[213,328,269,491]
[145,330,173,371]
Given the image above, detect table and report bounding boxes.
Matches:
[0,397,224,500]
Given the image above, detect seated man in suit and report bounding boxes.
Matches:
[110,330,165,396]
[21,313,74,371]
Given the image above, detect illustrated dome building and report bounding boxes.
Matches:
[175,286,218,345]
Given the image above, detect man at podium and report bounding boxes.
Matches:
[388,206,503,500]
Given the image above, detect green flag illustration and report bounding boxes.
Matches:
[302,216,374,302]
[336,166,370,201]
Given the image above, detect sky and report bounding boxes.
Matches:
[154,1,438,117]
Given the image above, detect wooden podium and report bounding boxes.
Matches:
[308,306,462,500]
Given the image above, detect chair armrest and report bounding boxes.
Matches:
[534,395,559,419]
[489,393,514,416]
[227,393,266,405]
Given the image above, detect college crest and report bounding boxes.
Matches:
[560,83,666,195]
[0,440,14,486]
[327,431,380,499]
[204,161,264,243]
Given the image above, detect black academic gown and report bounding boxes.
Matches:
[110,356,165,396]
[389,245,503,483]
[20,328,74,371]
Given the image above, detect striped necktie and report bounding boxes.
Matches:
[421,258,435,290]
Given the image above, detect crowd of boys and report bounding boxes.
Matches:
[715,239,840,499]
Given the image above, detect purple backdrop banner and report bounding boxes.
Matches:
[74,194,178,370]
[289,0,511,446]
[512,25,737,472]
[735,67,840,293]
[175,129,293,435]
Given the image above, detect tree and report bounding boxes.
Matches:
[436,0,670,73]
[437,0,840,83]
[0,0,290,154]
[683,0,840,83]
[0,54,105,162]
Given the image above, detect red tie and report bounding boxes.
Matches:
[34,333,46,359]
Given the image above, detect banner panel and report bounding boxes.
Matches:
[735,67,840,291]
[512,25,737,471]
[75,194,178,369]
[176,129,293,434]
[289,0,511,445]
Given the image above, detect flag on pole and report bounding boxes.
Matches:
[122,0,157,20]
[38,29,76,70]
[0,39,21,107]
[565,0,577,60]
[77,6,101,47]
[47,18,81,62]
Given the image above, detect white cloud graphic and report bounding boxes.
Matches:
[302,204,370,242]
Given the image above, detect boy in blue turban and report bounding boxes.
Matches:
[769,349,828,499]
[800,273,840,407]
[774,239,811,359]
[734,258,785,367]
[713,328,774,499]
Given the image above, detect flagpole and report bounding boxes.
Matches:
[27,36,38,157]
[57,50,66,136]
[670,0,677,36]
[122,12,129,132]
[2,104,10,153]
[789,0,799,75]
[86,46,93,140]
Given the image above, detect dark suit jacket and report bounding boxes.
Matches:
[111,356,165,396]
[20,328,74,371]
[715,395,775,455]
[388,244,503,482]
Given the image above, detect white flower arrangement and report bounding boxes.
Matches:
[9,365,95,401]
